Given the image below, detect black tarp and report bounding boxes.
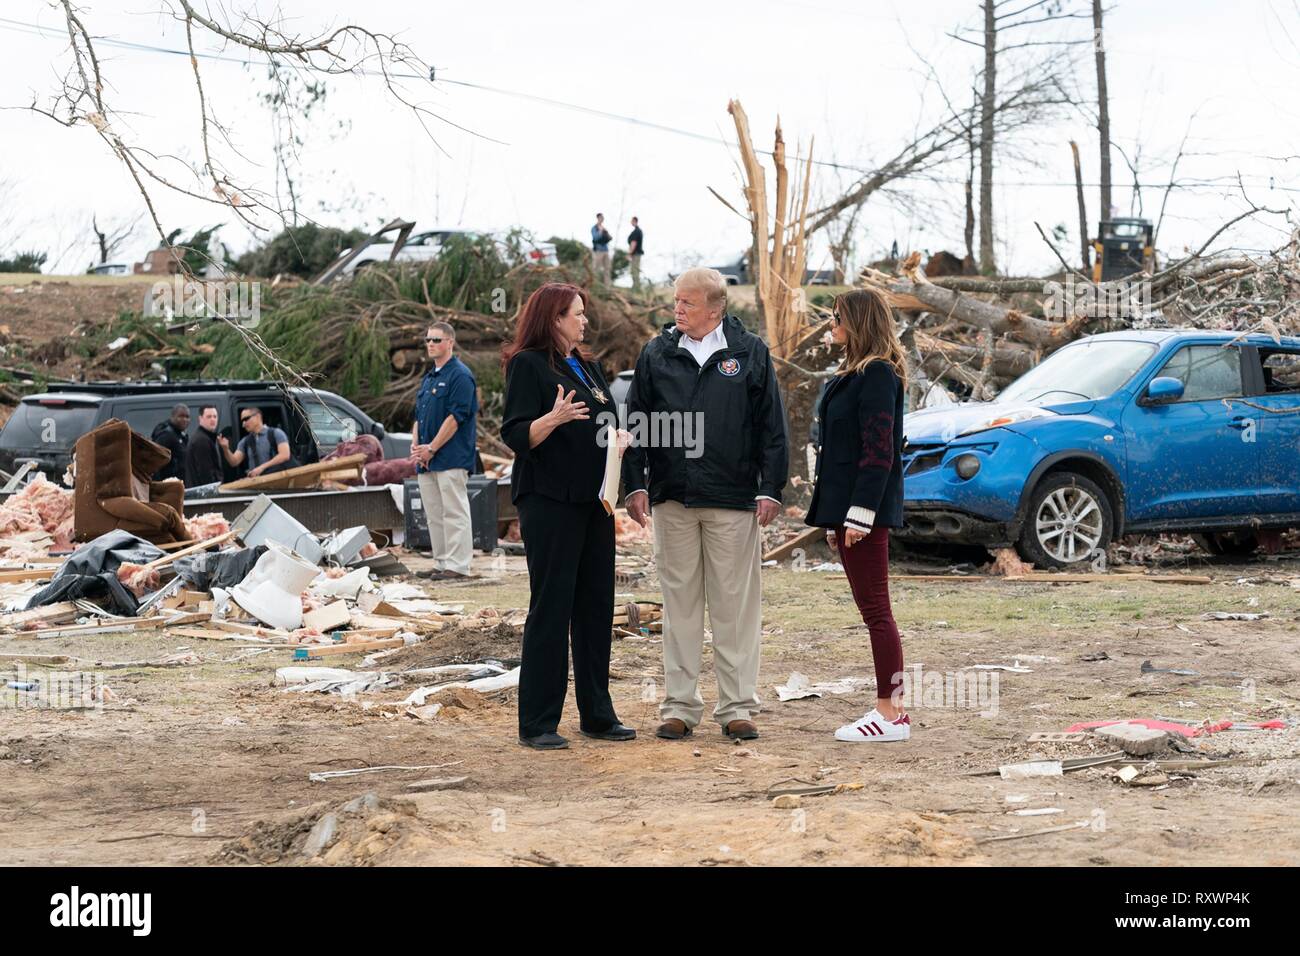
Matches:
[173,546,267,591]
[24,530,165,616]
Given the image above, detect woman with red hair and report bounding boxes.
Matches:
[501,282,635,750]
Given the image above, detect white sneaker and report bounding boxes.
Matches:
[834,709,911,742]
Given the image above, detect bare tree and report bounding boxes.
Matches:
[25,1,478,408]
[964,94,978,268]
[805,120,967,237]
[90,212,143,267]
[953,0,1092,274]
[1069,140,1090,270]
[823,203,859,285]
[1093,0,1112,221]
[30,1,455,270]
[978,0,998,274]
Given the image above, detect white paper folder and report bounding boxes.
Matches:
[599,423,621,515]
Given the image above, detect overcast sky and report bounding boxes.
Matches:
[1,0,1298,282]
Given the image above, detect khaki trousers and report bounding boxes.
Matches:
[592,250,612,284]
[417,468,473,574]
[652,501,763,728]
[629,254,642,289]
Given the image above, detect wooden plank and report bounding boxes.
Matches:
[303,600,351,632]
[168,626,256,642]
[0,652,70,664]
[162,611,213,627]
[218,454,368,493]
[0,568,56,583]
[341,626,402,640]
[0,602,79,630]
[762,527,824,563]
[137,530,238,573]
[205,620,289,638]
[348,612,414,633]
[22,616,168,639]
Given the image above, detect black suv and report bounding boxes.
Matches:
[0,381,411,482]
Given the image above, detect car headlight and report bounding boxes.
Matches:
[953,454,981,479]
[958,407,1055,437]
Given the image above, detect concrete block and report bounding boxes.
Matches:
[1095,722,1169,756]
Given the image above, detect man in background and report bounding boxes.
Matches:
[185,404,224,486]
[591,213,613,284]
[627,216,644,290]
[411,321,478,581]
[219,407,293,477]
[150,404,190,482]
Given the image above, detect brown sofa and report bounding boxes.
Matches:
[73,418,191,544]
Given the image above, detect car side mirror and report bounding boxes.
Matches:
[1144,376,1184,404]
[369,421,386,440]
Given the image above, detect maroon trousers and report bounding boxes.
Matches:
[835,526,905,700]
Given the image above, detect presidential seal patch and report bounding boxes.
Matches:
[718,357,741,377]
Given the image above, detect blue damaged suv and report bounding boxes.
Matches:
[898,330,1300,568]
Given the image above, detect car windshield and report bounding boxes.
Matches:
[997,339,1157,405]
[0,401,99,450]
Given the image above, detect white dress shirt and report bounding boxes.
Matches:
[680,321,728,367]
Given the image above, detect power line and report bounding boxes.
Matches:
[3,15,1299,196]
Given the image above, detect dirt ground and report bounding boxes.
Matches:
[0,274,162,427]
[2,539,1298,868]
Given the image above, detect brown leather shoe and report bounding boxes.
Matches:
[655,718,693,740]
[723,719,759,740]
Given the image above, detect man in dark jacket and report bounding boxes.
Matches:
[623,267,787,742]
[184,404,224,486]
[150,404,190,482]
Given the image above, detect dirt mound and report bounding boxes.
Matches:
[215,792,426,866]
[379,621,521,670]
[424,686,492,720]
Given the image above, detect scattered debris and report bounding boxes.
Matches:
[404,776,469,793]
[971,661,1033,673]
[1094,722,1171,757]
[1140,659,1199,676]
[976,820,1091,844]
[308,762,462,783]
[999,760,1063,780]
[774,671,874,701]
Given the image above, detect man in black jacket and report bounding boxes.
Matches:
[184,404,224,486]
[150,404,190,482]
[623,267,787,741]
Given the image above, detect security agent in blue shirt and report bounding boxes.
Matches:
[411,322,478,578]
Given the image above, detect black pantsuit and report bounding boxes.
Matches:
[516,495,618,737]
[501,347,622,738]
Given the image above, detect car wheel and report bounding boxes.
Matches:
[1192,531,1258,557]
[1016,472,1113,570]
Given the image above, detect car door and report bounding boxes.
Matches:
[232,397,318,472]
[1121,342,1263,521]
[108,401,176,441]
[1250,344,1300,514]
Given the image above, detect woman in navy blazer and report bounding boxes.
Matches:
[806,288,910,742]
